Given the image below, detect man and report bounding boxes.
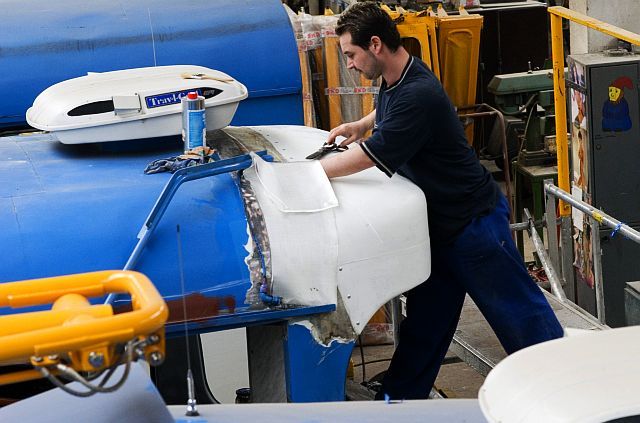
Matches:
[321,2,563,400]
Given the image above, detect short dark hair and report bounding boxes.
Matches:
[335,1,402,52]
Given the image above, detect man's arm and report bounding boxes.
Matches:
[322,110,377,178]
[320,144,374,178]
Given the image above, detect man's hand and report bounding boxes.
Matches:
[326,110,375,147]
[327,120,368,147]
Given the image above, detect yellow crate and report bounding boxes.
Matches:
[437,12,483,144]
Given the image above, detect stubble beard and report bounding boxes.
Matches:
[358,50,380,80]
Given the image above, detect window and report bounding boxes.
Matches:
[67,100,115,116]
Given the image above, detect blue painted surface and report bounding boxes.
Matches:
[0,0,302,128]
[0,133,253,317]
[284,323,355,402]
[165,304,336,337]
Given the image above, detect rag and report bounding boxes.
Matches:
[144,146,216,174]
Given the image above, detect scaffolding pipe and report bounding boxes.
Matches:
[560,294,608,330]
[543,182,640,324]
[544,178,560,273]
[509,222,529,232]
[590,215,606,324]
[545,183,640,244]
[559,216,575,301]
[524,208,567,303]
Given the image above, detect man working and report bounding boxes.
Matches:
[321,2,563,400]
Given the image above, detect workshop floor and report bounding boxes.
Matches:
[347,160,536,400]
[349,344,486,399]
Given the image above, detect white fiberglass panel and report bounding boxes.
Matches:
[249,126,431,333]
[480,325,640,423]
[243,154,338,306]
[251,153,338,213]
[331,170,430,332]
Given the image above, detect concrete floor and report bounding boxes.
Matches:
[349,344,486,399]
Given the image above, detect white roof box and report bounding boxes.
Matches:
[26,65,248,144]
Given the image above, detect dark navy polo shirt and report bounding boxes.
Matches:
[360,56,500,245]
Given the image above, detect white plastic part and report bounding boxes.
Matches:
[26,65,247,144]
[251,154,338,213]
[479,325,640,423]
[245,125,431,333]
[243,154,339,307]
[333,171,430,333]
[112,95,141,115]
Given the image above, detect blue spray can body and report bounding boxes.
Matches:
[181,91,206,153]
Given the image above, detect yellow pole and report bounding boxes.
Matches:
[548,6,640,216]
[549,6,640,46]
[550,12,570,216]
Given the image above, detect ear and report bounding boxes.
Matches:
[369,36,383,54]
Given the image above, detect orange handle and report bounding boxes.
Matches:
[0,271,168,364]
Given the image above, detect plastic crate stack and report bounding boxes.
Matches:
[288,4,483,144]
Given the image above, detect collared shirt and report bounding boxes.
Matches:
[361,56,500,245]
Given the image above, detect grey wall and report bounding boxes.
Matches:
[570,0,640,54]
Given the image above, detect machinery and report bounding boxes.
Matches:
[0,123,430,404]
[4,2,640,421]
[0,0,431,406]
[486,67,560,167]
[568,51,640,327]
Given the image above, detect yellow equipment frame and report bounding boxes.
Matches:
[548,6,640,216]
[383,5,441,78]
[0,270,168,385]
[386,5,483,144]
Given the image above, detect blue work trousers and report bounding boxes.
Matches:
[380,195,564,400]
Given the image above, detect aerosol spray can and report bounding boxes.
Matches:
[181,91,206,154]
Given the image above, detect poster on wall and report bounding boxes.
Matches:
[571,121,586,230]
[571,123,588,191]
[572,220,595,289]
[569,59,587,130]
[569,59,595,289]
